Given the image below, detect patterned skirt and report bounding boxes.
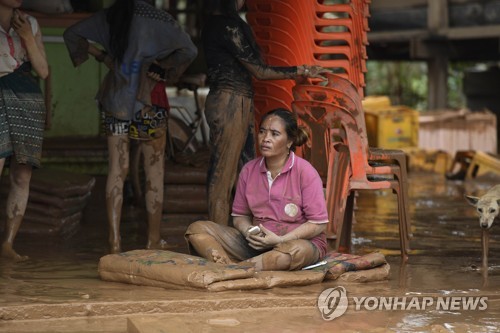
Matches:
[0,64,46,168]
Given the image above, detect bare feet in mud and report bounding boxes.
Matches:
[146,239,177,250]
[211,249,234,265]
[1,243,29,262]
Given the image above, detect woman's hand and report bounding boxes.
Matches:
[11,10,32,41]
[299,65,332,81]
[246,224,282,250]
[147,62,166,82]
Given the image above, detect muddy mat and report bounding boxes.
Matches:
[98,250,389,291]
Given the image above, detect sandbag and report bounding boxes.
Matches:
[98,250,389,292]
[27,191,91,209]
[21,211,82,227]
[337,263,390,283]
[98,250,256,290]
[25,200,88,218]
[207,270,326,292]
[28,169,96,197]
[321,252,388,280]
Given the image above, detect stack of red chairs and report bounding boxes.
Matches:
[248,0,411,260]
[246,0,370,122]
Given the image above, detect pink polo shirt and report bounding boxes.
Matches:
[232,152,329,257]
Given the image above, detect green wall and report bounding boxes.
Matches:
[42,27,104,138]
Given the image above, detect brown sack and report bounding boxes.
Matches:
[208,270,326,292]
[28,169,96,197]
[98,250,255,290]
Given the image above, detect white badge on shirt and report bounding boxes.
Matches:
[284,203,298,217]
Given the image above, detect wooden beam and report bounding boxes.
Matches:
[370,0,427,10]
[371,0,480,10]
[368,29,428,43]
[428,0,449,31]
[440,25,500,39]
[368,24,500,43]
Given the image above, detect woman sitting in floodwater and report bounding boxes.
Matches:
[185,108,329,271]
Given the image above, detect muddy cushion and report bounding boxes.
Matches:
[98,250,389,291]
[98,250,256,290]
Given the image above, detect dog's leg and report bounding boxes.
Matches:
[481,229,489,287]
[482,229,489,270]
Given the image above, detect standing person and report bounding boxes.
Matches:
[202,0,329,226]
[0,0,49,261]
[186,108,329,271]
[63,0,197,254]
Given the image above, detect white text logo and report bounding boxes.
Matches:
[317,286,349,320]
[318,287,488,320]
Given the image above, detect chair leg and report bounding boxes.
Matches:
[392,183,410,262]
[337,190,355,253]
[329,144,351,235]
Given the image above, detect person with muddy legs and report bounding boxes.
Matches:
[0,0,49,261]
[202,0,330,226]
[186,109,329,271]
[63,0,197,253]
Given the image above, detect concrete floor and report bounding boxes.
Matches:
[0,170,500,333]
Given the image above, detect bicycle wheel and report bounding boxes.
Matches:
[167,116,199,156]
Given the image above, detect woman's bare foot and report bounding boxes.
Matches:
[211,249,233,265]
[1,243,29,261]
[146,239,177,250]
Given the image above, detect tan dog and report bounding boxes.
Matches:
[465,184,500,229]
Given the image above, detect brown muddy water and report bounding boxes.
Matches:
[1,172,500,333]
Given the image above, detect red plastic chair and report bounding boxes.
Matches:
[292,84,411,244]
[292,100,410,261]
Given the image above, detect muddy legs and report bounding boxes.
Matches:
[142,135,172,250]
[1,159,32,261]
[106,135,129,254]
[246,251,292,271]
[187,233,234,264]
[105,134,170,253]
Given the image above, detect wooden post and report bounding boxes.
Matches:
[427,0,449,110]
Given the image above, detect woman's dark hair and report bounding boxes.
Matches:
[106,0,135,63]
[203,0,261,61]
[260,108,309,151]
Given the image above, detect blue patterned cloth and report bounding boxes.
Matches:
[0,63,46,167]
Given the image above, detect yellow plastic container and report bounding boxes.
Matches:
[362,95,392,111]
[364,105,419,149]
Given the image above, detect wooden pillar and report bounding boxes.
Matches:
[428,56,448,110]
[427,0,449,110]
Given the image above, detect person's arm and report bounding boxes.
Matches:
[223,20,329,81]
[233,216,254,237]
[13,11,48,79]
[247,222,326,251]
[90,44,114,70]
[240,61,329,81]
[63,11,109,67]
[149,16,197,84]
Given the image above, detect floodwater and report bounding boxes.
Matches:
[1,171,500,333]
